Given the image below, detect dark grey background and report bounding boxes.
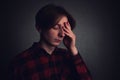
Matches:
[1,0,120,80]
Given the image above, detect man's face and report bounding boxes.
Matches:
[41,16,69,47]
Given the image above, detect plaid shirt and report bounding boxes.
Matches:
[8,42,92,80]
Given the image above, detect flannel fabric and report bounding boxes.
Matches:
[8,42,92,80]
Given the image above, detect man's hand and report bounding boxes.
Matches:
[63,22,78,55]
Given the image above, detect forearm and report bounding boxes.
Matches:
[72,53,92,80]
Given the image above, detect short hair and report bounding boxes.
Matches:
[35,4,76,30]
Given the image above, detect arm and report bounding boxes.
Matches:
[63,22,92,80]
[71,52,92,80]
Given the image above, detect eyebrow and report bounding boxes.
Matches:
[56,21,68,26]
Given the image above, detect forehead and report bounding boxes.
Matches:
[57,16,68,24]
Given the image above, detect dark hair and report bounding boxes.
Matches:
[35,4,76,30]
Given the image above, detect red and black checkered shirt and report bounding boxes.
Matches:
[8,42,92,80]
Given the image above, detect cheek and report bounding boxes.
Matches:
[45,30,58,39]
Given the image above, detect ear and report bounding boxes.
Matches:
[35,25,41,33]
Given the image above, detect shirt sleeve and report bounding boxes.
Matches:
[66,52,92,80]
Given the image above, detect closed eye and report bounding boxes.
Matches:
[53,24,60,30]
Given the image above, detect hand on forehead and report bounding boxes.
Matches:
[56,21,71,30]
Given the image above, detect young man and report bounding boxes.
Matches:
[8,4,92,80]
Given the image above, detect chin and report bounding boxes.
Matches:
[51,43,60,47]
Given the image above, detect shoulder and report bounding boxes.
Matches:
[10,46,36,67]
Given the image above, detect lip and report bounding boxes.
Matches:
[54,39,62,43]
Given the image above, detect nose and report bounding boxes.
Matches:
[58,27,65,37]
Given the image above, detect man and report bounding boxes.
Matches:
[8,4,92,80]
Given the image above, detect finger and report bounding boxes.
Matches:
[64,22,71,30]
[63,25,71,34]
[63,26,68,32]
[63,23,72,33]
[66,22,71,30]
[64,30,72,38]
[63,25,73,35]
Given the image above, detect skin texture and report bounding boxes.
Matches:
[38,16,78,55]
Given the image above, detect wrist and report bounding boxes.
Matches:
[69,46,78,56]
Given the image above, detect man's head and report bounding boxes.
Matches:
[35,4,76,47]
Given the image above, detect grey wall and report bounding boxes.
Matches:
[1,0,119,80]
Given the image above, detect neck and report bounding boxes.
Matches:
[39,40,56,55]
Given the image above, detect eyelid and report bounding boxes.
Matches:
[56,24,61,27]
[53,24,60,29]
[55,22,68,28]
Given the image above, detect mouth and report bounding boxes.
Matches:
[54,39,62,43]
